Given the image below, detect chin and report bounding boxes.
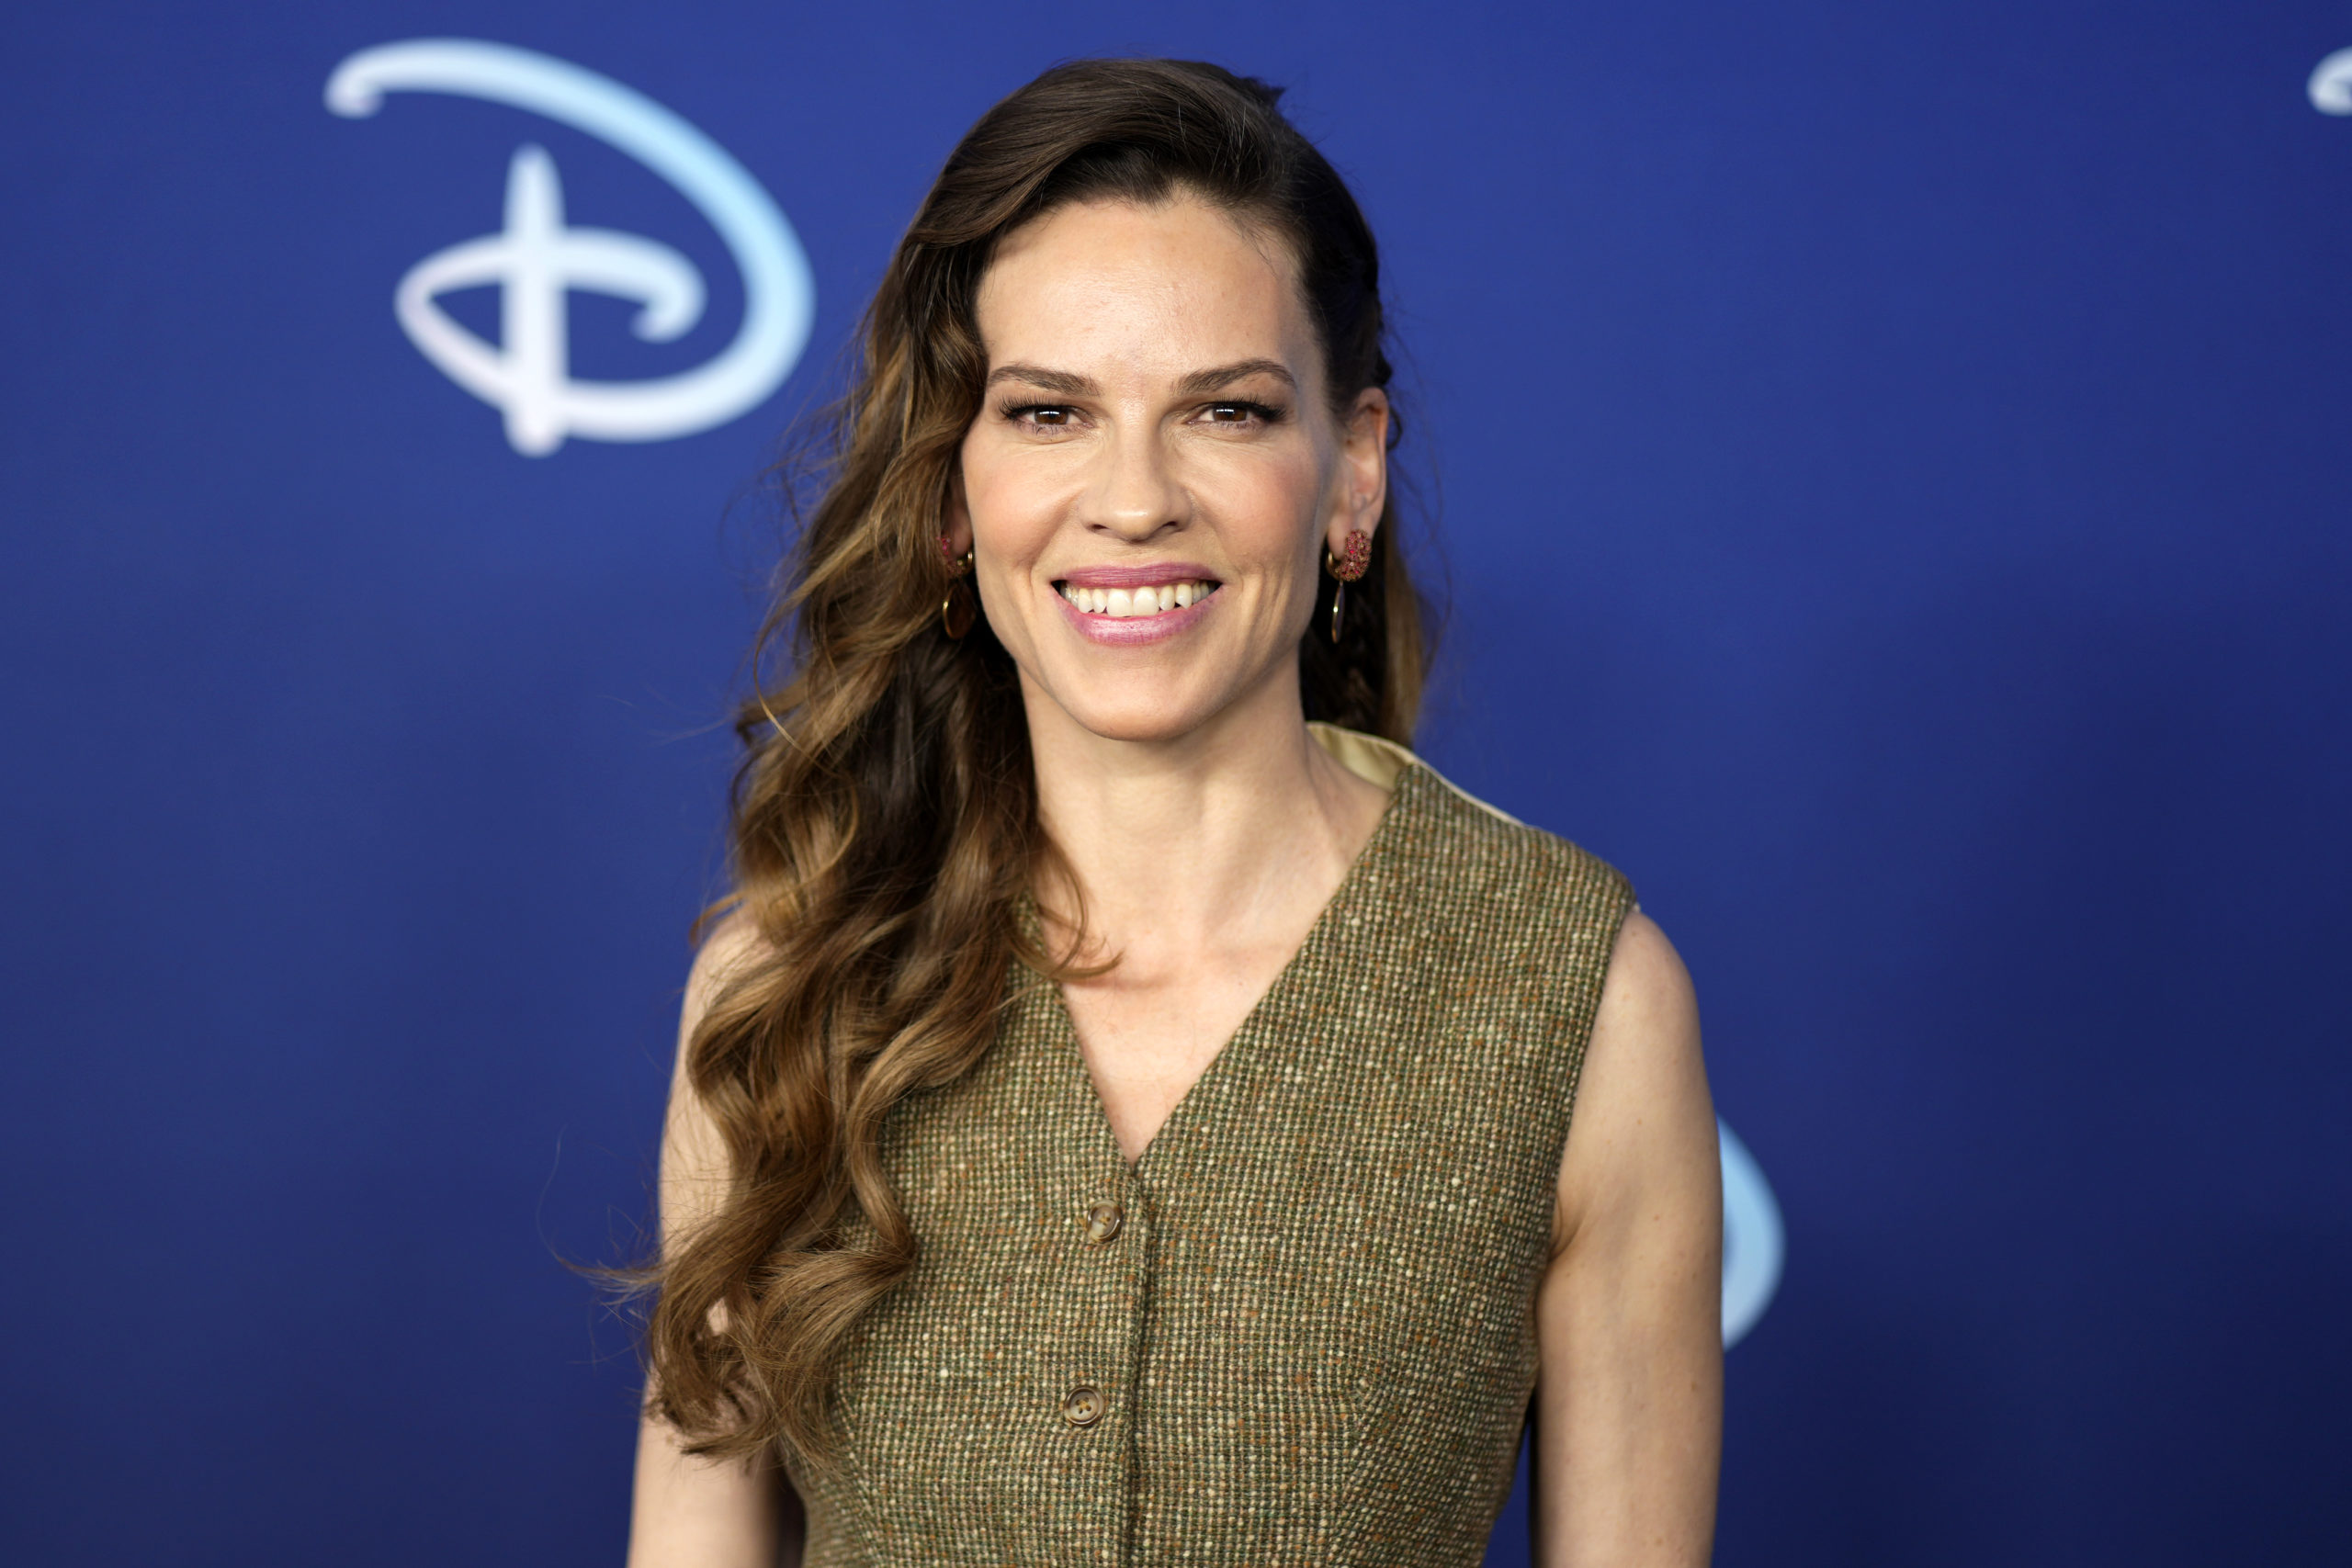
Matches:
[1068,702,1216,746]
[1046,677,1226,746]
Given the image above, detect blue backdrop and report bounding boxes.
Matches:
[6,4,2348,1563]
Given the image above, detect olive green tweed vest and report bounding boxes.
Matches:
[793,730,1634,1567]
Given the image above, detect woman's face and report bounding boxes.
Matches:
[952,193,1387,746]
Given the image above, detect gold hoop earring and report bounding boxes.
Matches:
[939,537,976,638]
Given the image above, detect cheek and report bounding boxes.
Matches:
[1212,448,1331,566]
[961,441,1061,548]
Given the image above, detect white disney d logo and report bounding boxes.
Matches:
[326,39,814,456]
[2313,49,2352,114]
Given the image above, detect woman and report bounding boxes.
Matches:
[628,58,1721,1568]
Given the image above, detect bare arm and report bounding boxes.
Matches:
[626,919,801,1568]
[1532,909,1724,1567]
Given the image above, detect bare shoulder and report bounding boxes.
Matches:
[660,908,776,1232]
[1593,909,1700,1059]
[679,907,771,1043]
[1552,908,1717,1254]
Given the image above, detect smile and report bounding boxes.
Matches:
[1055,579,1219,618]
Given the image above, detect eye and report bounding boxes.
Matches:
[1198,400,1287,429]
[1001,402,1080,432]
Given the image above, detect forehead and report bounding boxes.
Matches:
[975,196,1315,381]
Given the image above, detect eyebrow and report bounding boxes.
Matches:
[983,358,1298,398]
[1178,358,1296,397]
[984,364,1098,397]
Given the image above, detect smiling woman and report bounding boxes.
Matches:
[625,58,1721,1568]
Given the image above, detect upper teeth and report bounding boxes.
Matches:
[1058,581,1215,617]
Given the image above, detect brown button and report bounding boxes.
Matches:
[1081,1201,1124,1245]
[1060,1385,1108,1427]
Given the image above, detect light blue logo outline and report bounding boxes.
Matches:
[2312,48,2352,114]
[326,39,814,455]
[1718,1119,1782,1348]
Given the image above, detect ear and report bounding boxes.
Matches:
[1325,386,1390,557]
[942,462,975,559]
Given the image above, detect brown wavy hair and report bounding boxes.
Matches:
[641,56,1433,1465]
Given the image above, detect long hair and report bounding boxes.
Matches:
[640,56,1433,1465]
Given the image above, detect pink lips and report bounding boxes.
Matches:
[1057,561,1219,589]
[1050,563,1222,648]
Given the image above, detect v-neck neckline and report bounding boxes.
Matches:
[1033,759,1427,1180]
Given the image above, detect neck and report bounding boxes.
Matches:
[1022,665,1386,965]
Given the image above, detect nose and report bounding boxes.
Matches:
[1080,422,1186,543]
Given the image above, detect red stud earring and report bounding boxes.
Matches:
[1324,528,1372,643]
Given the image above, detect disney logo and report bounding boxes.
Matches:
[2312,48,2352,114]
[326,39,814,456]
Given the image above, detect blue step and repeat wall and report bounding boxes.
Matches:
[5,4,2347,1563]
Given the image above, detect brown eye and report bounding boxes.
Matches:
[1200,400,1284,427]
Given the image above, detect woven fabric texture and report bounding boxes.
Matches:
[791,747,1634,1566]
